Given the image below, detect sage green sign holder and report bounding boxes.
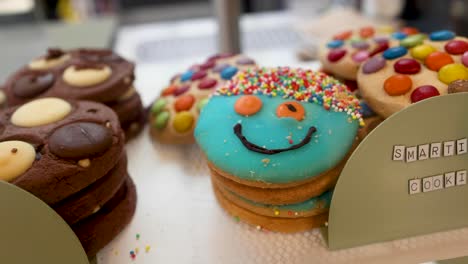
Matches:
[0,181,88,264]
[326,92,468,250]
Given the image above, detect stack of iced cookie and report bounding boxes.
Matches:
[1,48,145,140]
[195,67,362,232]
[0,97,136,256]
[149,53,256,144]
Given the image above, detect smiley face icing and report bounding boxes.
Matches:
[195,67,363,184]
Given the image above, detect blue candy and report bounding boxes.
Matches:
[221,66,238,80]
[359,101,376,118]
[383,46,407,60]
[180,70,194,82]
[327,40,344,49]
[429,30,455,41]
[392,32,407,40]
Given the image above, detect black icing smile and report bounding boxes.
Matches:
[233,123,317,155]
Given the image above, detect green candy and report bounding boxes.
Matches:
[153,111,170,129]
[151,98,167,114]
[349,36,363,44]
[197,98,210,112]
[400,34,426,48]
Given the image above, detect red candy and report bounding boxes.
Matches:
[369,42,389,56]
[199,60,216,70]
[327,48,347,62]
[333,30,352,40]
[198,78,218,89]
[401,27,419,35]
[191,70,207,81]
[445,40,468,55]
[161,85,177,96]
[394,58,421,74]
[411,85,440,103]
[174,84,190,96]
[344,80,358,92]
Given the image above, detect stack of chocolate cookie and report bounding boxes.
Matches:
[1,48,145,140]
[0,97,136,256]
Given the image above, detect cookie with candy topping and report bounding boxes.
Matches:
[195,67,362,232]
[358,30,468,118]
[318,26,407,81]
[149,53,256,144]
[1,48,145,140]
[0,98,125,204]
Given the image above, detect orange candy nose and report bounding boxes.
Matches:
[276,101,305,121]
[384,75,412,96]
[234,95,263,116]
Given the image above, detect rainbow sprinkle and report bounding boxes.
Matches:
[215,67,364,126]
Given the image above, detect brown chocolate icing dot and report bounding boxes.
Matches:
[448,79,468,94]
[45,48,65,60]
[13,72,55,98]
[49,122,113,159]
[78,49,121,63]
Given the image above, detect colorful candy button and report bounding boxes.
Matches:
[198,78,218,89]
[151,98,167,114]
[369,42,389,56]
[359,27,375,38]
[235,95,262,116]
[199,60,215,70]
[425,51,454,71]
[392,32,407,40]
[333,30,352,40]
[383,46,407,60]
[352,50,370,63]
[180,70,194,82]
[462,51,468,67]
[410,44,436,60]
[276,101,305,121]
[400,34,425,48]
[327,40,344,49]
[410,85,440,103]
[174,85,190,96]
[351,41,369,50]
[236,57,255,65]
[359,101,376,118]
[445,40,468,55]
[401,27,419,35]
[213,63,229,72]
[174,95,195,112]
[191,70,207,81]
[173,111,194,133]
[197,98,209,112]
[344,80,358,92]
[394,58,421,74]
[349,36,363,44]
[429,30,456,41]
[383,75,412,96]
[327,48,347,62]
[154,111,170,129]
[161,85,177,96]
[448,79,468,94]
[362,56,386,74]
[208,53,233,62]
[438,63,468,84]
[221,66,238,80]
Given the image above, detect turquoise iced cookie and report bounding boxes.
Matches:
[195,67,363,184]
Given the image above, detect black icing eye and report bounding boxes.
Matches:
[276,101,305,121]
[286,103,297,112]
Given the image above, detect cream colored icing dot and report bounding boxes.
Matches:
[28,54,71,70]
[0,141,36,181]
[0,90,5,105]
[118,86,136,101]
[11,98,72,127]
[63,65,112,87]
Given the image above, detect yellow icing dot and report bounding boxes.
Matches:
[11,98,72,127]
[410,44,436,60]
[438,63,468,84]
[0,141,36,181]
[173,111,194,133]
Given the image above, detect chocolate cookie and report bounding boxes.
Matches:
[0,89,6,109]
[0,98,125,204]
[107,90,146,140]
[73,176,137,257]
[53,154,128,225]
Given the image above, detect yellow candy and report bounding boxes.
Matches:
[377,25,394,34]
[410,44,436,60]
[173,111,194,133]
[438,63,468,84]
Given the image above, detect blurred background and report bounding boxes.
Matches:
[0,0,467,102]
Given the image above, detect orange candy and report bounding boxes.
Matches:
[359,27,375,38]
[425,51,454,71]
[333,30,352,41]
[384,75,412,96]
[234,95,262,116]
[174,94,195,112]
[276,101,305,121]
[161,85,177,96]
[401,27,419,35]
